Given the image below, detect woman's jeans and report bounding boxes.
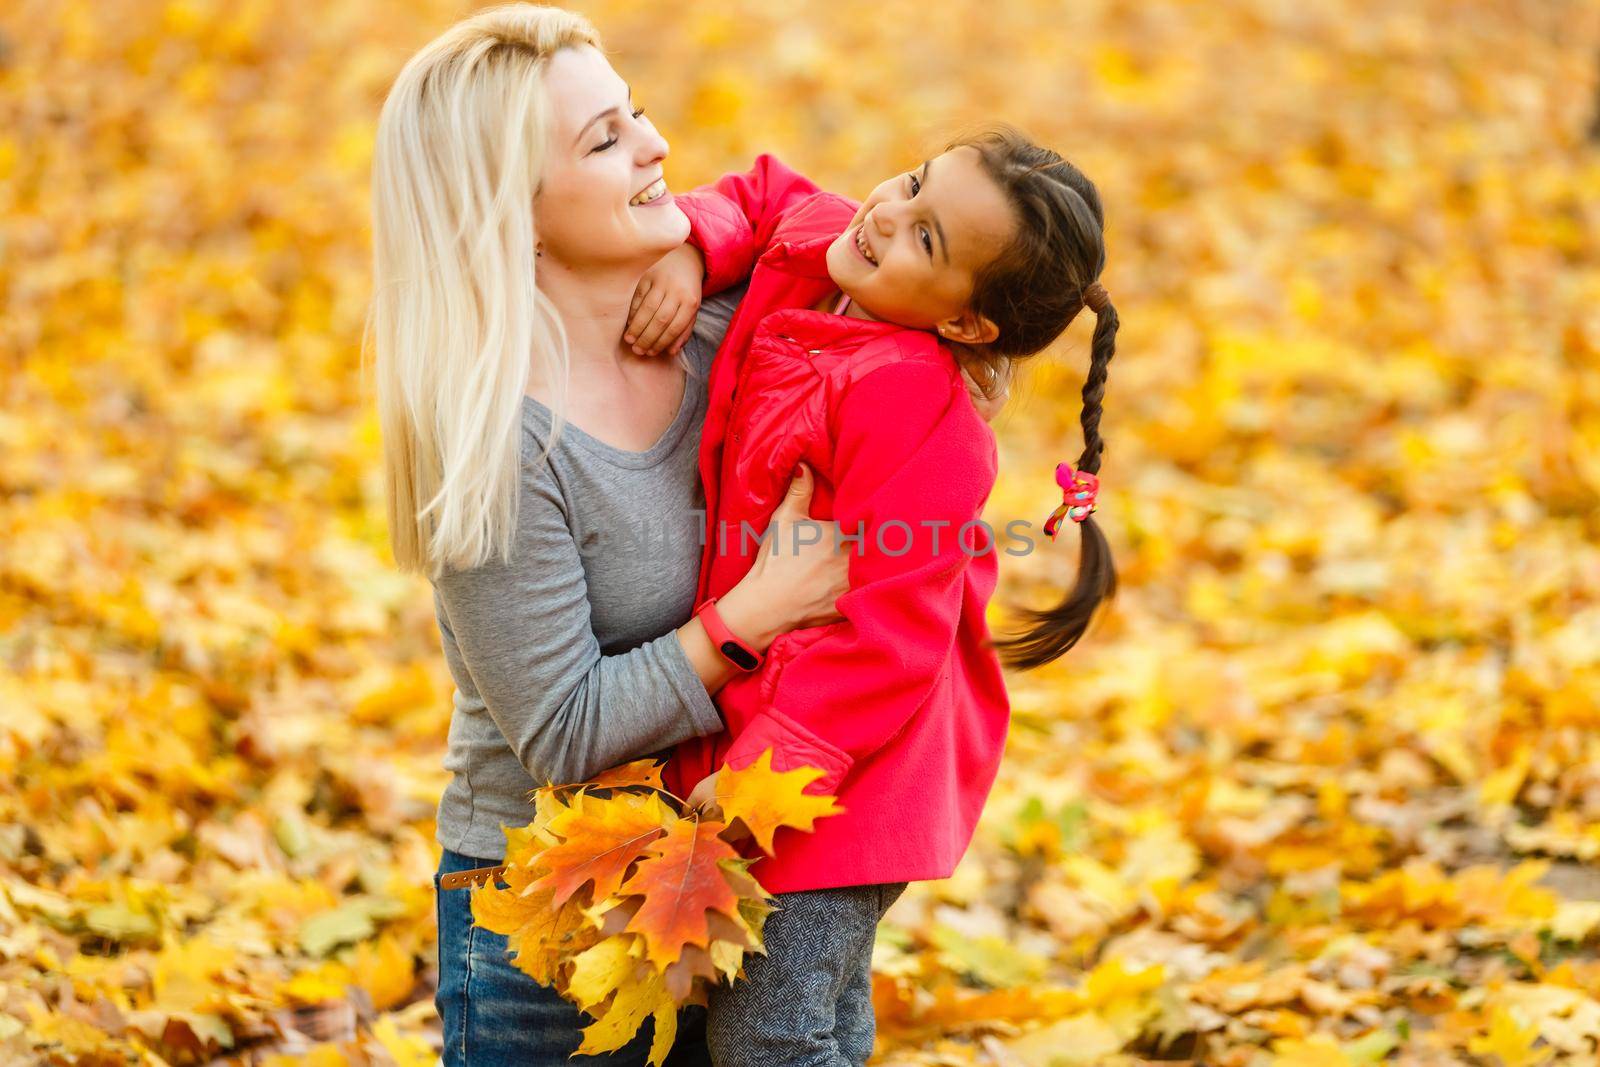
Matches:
[434,848,710,1066]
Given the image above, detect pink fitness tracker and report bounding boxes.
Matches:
[695,597,763,672]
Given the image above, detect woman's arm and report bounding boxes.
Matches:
[716,359,999,794]
[434,446,843,785]
[433,471,720,785]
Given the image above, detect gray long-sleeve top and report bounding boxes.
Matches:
[432,289,740,861]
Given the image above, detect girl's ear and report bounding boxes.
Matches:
[937,309,1000,346]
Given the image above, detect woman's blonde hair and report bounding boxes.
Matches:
[367,4,599,575]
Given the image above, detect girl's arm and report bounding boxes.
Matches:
[624,156,820,355]
[716,357,999,794]
[675,153,823,294]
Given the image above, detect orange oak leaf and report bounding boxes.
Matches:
[532,791,675,907]
[588,759,667,792]
[620,818,743,970]
[715,748,845,855]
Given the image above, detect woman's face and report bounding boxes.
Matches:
[535,45,688,270]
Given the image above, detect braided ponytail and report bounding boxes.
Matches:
[991,294,1119,669]
[946,126,1120,669]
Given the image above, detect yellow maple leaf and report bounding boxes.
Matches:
[370,1014,435,1067]
[350,933,414,1012]
[151,937,242,1013]
[24,1012,111,1057]
[1268,1033,1356,1066]
[647,998,678,1067]
[1006,1012,1124,1066]
[576,969,675,1062]
[1468,1006,1555,1067]
[567,934,644,1013]
[707,936,744,982]
[714,748,844,855]
[281,960,354,1005]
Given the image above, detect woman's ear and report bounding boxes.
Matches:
[937,309,1000,346]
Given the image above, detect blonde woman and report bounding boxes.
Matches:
[368,6,848,1062]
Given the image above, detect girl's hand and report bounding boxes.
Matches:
[625,244,706,357]
[716,463,851,648]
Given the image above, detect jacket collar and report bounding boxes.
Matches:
[759,305,911,351]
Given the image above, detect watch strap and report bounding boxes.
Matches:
[696,597,763,672]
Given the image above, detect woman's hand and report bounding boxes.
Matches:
[959,358,1013,423]
[625,244,705,357]
[716,463,851,649]
[675,463,848,696]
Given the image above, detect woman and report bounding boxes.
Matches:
[367,6,848,1064]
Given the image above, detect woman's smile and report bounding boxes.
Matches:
[629,176,672,207]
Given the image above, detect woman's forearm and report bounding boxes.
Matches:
[674,585,785,696]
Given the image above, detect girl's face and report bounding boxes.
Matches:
[826,146,1016,344]
[534,46,689,270]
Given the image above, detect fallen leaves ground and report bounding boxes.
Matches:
[3,0,1599,1064]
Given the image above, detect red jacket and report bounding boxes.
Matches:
[664,156,1011,894]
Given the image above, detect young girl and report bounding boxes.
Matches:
[636,127,1119,1065]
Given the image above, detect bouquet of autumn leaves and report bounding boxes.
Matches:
[468,750,842,1063]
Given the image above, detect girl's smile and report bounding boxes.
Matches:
[852,224,878,266]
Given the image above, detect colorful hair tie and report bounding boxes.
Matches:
[1042,463,1099,540]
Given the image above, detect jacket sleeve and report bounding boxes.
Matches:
[719,358,998,794]
[674,154,823,295]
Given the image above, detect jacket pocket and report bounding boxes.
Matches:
[758,621,841,704]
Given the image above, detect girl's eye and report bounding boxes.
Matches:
[919,227,933,257]
[908,173,921,196]
[632,106,646,119]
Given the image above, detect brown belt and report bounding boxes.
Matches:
[439,864,507,890]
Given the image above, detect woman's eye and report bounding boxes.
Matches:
[919,227,933,257]
[592,108,644,153]
[908,173,921,196]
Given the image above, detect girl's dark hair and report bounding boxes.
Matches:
[952,126,1120,671]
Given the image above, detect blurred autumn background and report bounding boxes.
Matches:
[4,0,1600,1063]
